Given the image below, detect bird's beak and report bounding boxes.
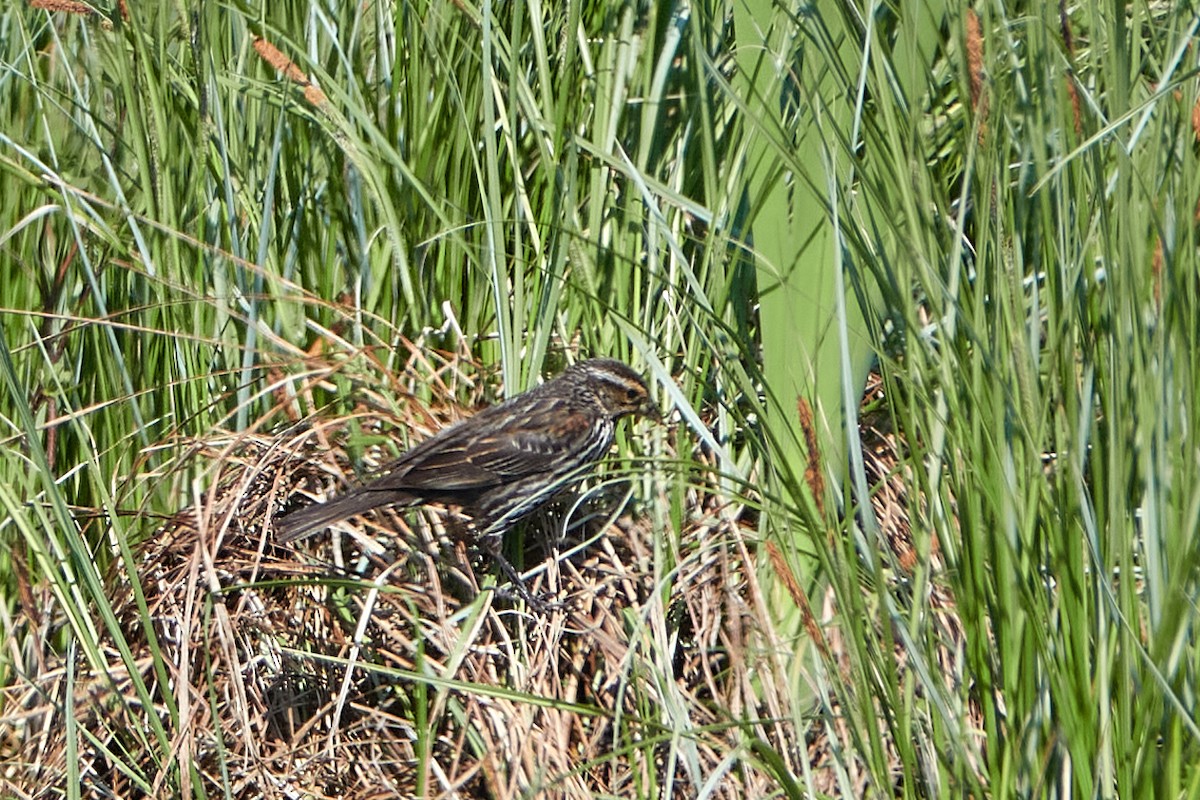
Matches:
[641,397,662,422]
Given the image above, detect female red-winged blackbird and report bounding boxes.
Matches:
[275,358,657,545]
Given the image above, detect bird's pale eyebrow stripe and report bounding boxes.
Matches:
[595,371,643,393]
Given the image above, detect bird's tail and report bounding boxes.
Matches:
[274,489,397,543]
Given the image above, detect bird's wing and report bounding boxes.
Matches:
[374,412,593,492]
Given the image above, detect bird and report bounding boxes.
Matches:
[274,358,658,550]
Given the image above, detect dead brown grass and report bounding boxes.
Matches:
[0,352,960,798]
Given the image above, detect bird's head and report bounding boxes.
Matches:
[570,358,660,421]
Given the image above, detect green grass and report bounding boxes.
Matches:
[2,0,1200,797]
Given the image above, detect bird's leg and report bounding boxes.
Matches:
[480,535,559,612]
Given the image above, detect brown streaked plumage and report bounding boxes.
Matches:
[274,358,657,545]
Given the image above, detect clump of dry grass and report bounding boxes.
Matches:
[0,351,957,798]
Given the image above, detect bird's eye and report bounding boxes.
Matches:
[625,387,641,402]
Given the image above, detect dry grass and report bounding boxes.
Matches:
[0,353,957,798]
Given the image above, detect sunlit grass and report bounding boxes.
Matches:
[2,1,1199,797]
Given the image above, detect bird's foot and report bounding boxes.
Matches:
[483,543,564,613]
[488,585,565,613]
